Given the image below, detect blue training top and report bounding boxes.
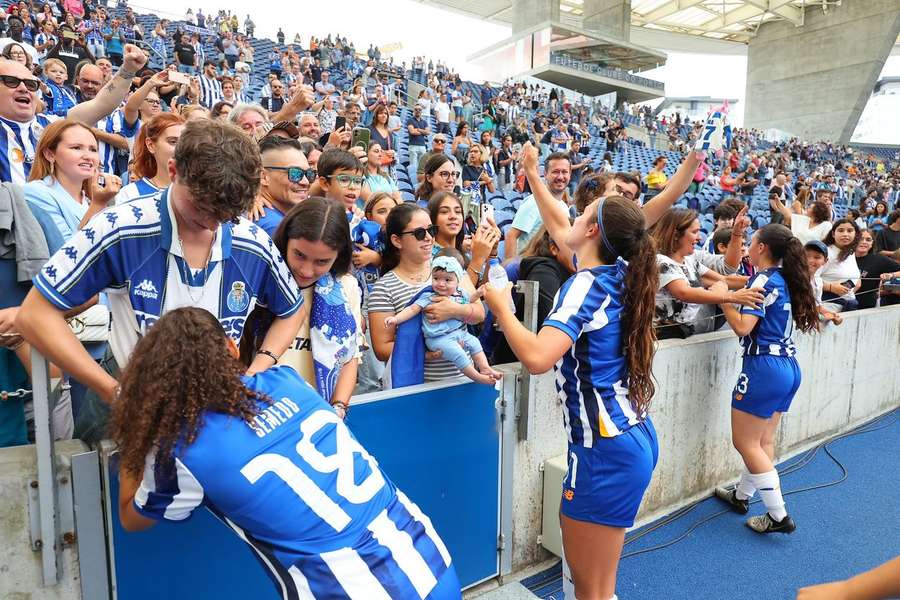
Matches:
[134,365,454,599]
[739,267,797,357]
[543,260,645,447]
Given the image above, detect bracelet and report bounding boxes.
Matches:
[330,400,350,413]
[257,349,280,364]
[117,68,137,79]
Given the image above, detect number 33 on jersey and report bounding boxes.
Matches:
[133,365,459,600]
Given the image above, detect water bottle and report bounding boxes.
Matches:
[488,259,516,314]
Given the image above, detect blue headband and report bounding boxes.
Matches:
[596,197,618,258]
[432,256,465,282]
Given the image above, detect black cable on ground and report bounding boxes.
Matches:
[619,408,899,560]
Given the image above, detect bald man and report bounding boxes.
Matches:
[0,44,147,183]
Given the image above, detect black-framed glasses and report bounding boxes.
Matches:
[264,165,316,183]
[398,225,437,241]
[144,98,161,106]
[0,75,39,92]
[614,184,637,201]
[435,170,458,180]
[433,138,446,144]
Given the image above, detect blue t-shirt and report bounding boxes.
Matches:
[739,267,796,357]
[407,116,428,146]
[544,262,644,446]
[134,365,454,599]
[256,205,286,238]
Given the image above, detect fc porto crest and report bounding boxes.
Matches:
[227,281,250,312]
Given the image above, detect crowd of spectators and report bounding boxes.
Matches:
[1,0,899,448]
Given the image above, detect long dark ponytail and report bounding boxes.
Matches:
[756,224,819,333]
[596,196,659,416]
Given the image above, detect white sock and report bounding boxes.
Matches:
[754,470,787,521]
[735,467,756,500]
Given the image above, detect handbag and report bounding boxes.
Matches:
[67,304,110,343]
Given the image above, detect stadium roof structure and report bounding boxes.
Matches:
[413,0,840,43]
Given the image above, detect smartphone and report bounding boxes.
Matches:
[62,30,78,40]
[334,115,346,131]
[841,280,855,290]
[460,191,477,232]
[97,175,106,187]
[351,127,370,151]
[480,203,495,226]
[168,71,191,85]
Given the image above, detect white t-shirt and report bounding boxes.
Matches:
[820,245,860,300]
[655,253,710,326]
[433,101,451,124]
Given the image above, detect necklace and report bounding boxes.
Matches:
[176,231,215,304]
[396,263,430,284]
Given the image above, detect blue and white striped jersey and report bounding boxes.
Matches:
[96,110,139,176]
[134,365,455,600]
[113,177,162,204]
[199,74,223,108]
[33,189,301,368]
[544,261,644,447]
[739,268,797,357]
[0,114,60,184]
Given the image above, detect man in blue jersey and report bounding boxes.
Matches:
[113,307,461,600]
[255,136,312,237]
[16,119,306,438]
[0,43,148,185]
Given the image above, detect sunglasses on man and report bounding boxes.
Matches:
[0,75,39,92]
[264,165,316,183]
[397,225,437,241]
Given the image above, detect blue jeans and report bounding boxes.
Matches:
[408,145,427,174]
[177,64,195,74]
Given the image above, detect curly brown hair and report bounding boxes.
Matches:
[173,119,262,223]
[111,307,268,478]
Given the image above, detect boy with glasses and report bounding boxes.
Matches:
[316,148,365,227]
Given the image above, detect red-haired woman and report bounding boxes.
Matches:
[114,112,185,204]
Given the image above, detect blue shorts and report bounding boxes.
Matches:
[560,419,659,528]
[732,355,801,418]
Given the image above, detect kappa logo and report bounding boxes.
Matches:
[133,279,159,300]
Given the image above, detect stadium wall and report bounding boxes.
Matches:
[507,305,900,570]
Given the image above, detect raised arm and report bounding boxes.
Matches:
[269,85,314,124]
[520,142,574,266]
[68,44,147,126]
[641,151,702,227]
[124,70,168,125]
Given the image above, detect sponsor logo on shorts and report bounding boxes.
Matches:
[734,393,743,401]
[563,489,574,501]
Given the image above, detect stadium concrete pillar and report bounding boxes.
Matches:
[745,0,900,143]
[581,0,630,41]
[511,0,560,33]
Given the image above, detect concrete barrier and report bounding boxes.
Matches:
[0,440,86,600]
[507,305,900,572]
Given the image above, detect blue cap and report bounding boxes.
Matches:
[804,240,828,256]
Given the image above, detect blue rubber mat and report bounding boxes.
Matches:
[522,409,900,600]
